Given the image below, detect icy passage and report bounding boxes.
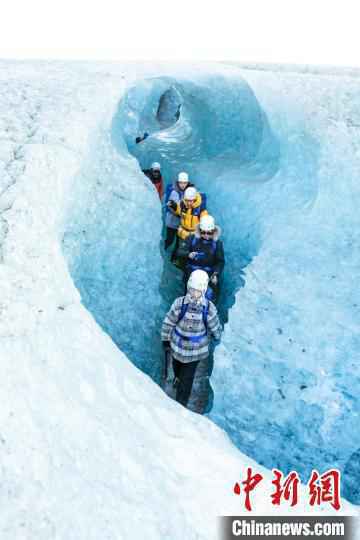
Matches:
[2,62,360,540]
[113,74,284,320]
[110,74,283,413]
[64,66,360,503]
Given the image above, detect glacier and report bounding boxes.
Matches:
[114,66,360,503]
[0,60,359,539]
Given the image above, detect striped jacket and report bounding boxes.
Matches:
[161,294,222,363]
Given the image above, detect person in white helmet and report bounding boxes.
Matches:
[167,185,208,240]
[142,162,164,199]
[161,269,221,408]
[167,185,208,269]
[164,171,195,257]
[183,214,225,303]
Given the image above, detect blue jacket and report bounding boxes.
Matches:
[165,182,194,229]
[184,224,225,277]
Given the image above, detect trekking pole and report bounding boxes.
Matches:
[163,347,172,383]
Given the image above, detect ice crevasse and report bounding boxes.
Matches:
[110,65,360,503]
[0,61,359,540]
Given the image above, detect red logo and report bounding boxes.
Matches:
[233,468,341,512]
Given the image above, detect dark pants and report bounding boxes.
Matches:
[164,227,179,251]
[172,358,200,407]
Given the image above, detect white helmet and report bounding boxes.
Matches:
[151,162,161,170]
[187,270,209,293]
[200,215,215,232]
[184,186,197,201]
[178,171,189,183]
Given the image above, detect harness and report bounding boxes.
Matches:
[164,183,175,207]
[192,205,202,218]
[174,297,209,343]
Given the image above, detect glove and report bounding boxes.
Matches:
[210,273,218,285]
[162,341,171,351]
[143,132,149,139]
[167,200,177,211]
[188,252,197,260]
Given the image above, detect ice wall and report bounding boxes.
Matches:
[209,68,360,503]
[62,118,163,379]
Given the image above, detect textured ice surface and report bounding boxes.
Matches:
[117,66,360,503]
[116,73,280,323]
[0,61,359,540]
[208,68,360,502]
[62,107,163,379]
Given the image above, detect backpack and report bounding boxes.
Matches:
[199,192,207,208]
[174,297,210,343]
[178,296,209,324]
[164,183,174,205]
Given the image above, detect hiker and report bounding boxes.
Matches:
[142,162,164,199]
[167,186,208,268]
[164,171,194,257]
[161,269,221,408]
[167,186,207,240]
[183,215,225,304]
[135,132,149,144]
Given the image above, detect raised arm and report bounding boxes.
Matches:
[167,199,181,216]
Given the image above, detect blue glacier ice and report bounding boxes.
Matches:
[2,62,360,540]
[114,74,283,319]
[62,120,163,380]
[65,65,360,503]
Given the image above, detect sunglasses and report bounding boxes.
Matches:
[200,230,214,236]
[188,287,202,298]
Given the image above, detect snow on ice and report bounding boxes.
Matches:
[0,60,359,539]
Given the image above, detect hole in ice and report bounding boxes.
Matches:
[156,86,182,129]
